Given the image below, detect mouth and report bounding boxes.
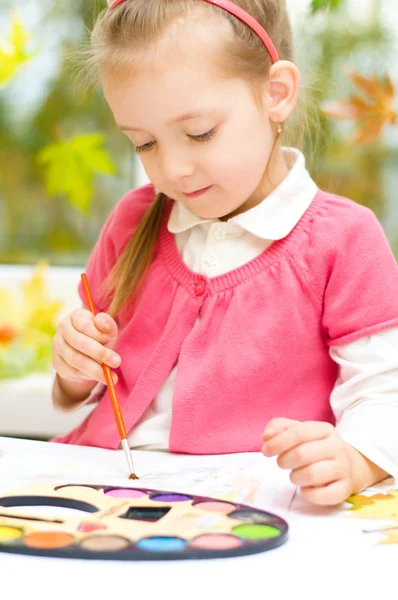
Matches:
[182,185,213,198]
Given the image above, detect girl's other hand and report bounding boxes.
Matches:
[261,418,356,506]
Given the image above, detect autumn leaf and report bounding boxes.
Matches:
[0,11,36,88]
[21,262,64,336]
[0,326,18,345]
[0,262,64,378]
[346,490,398,545]
[380,529,398,546]
[0,289,24,333]
[345,494,378,510]
[310,0,343,13]
[37,134,117,214]
[321,71,397,144]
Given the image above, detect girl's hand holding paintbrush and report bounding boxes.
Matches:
[52,308,121,411]
[53,274,138,480]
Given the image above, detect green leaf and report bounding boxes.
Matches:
[37,133,117,214]
[0,11,37,88]
[310,0,344,13]
[69,135,116,175]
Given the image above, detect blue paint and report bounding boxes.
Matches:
[136,536,187,552]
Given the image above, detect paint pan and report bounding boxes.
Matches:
[0,483,288,560]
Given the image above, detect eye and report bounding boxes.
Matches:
[135,141,156,154]
[188,127,217,143]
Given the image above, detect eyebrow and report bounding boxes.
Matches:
[118,109,220,132]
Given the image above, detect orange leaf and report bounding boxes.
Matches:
[321,71,397,144]
[347,72,396,114]
[370,493,395,501]
[322,97,374,120]
[0,326,18,344]
[352,118,386,145]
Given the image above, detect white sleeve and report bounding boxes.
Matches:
[329,326,398,485]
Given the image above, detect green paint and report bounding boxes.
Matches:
[233,524,280,540]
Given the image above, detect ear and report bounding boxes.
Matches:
[264,60,301,123]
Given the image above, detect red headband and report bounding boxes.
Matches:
[108,0,280,64]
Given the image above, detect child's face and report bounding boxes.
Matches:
[102,54,277,219]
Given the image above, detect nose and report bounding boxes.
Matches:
[158,145,195,183]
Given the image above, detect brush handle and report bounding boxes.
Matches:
[80,273,127,440]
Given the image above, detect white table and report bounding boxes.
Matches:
[0,437,396,600]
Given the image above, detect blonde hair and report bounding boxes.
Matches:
[83,0,305,316]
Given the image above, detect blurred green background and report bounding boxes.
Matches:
[0,0,397,266]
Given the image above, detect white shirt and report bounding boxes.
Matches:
[126,148,398,483]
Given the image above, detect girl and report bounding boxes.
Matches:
[52,0,398,506]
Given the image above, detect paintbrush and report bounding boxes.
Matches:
[80,273,138,480]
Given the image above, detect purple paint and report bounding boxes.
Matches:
[150,493,192,503]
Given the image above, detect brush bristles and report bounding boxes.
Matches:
[129,473,139,480]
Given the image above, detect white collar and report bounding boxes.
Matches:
[167,148,318,241]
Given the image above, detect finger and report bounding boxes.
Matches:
[290,460,344,488]
[301,479,352,507]
[262,421,334,457]
[70,310,111,346]
[57,338,117,385]
[262,418,299,441]
[93,313,118,338]
[277,437,339,470]
[53,356,119,384]
[54,354,119,387]
[60,319,121,369]
[52,353,90,381]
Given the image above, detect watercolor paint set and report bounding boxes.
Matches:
[0,483,288,560]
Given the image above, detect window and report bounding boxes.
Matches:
[0,0,135,266]
[1,0,397,267]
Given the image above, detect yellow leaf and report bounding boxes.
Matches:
[347,491,398,519]
[346,494,376,509]
[0,262,63,341]
[347,491,398,545]
[348,490,398,521]
[23,328,52,349]
[0,11,36,88]
[22,261,50,315]
[0,289,23,332]
[10,12,30,52]
[380,529,398,545]
[22,262,64,332]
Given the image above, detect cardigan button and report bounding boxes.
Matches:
[194,279,206,296]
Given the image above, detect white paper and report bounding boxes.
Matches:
[0,437,295,513]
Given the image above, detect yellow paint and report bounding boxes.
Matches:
[0,526,22,541]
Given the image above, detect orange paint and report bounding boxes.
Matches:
[23,531,74,549]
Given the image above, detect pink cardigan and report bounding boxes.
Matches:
[53,184,398,453]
